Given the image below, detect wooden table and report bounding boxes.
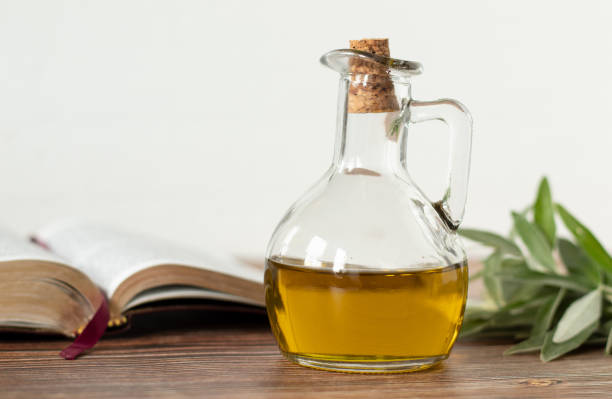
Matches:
[1,308,611,398]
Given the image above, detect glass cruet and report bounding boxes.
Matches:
[265,39,473,373]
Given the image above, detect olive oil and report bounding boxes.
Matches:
[265,257,468,372]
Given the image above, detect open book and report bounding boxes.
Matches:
[0,221,264,343]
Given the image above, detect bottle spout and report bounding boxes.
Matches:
[321,39,421,114]
[320,46,422,83]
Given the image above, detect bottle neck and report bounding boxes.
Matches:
[332,77,411,175]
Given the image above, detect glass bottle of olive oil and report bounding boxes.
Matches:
[265,39,472,373]
[266,258,468,371]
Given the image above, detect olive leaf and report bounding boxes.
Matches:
[533,177,556,247]
[531,289,565,337]
[558,238,601,285]
[504,334,545,355]
[499,257,530,273]
[461,178,612,362]
[556,203,612,275]
[541,322,598,362]
[553,289,602,343]
[605,323,612,355]
[463,302,496,319]
[586,336,608,345]
[511,212,556,272]
[498,258,533,303]
[503,283,541,305]
[459,229,521,256]
[483,251,504,306]
[488,311,536,328]
[469,268,484,281]
[496,269,592,293]
[509,205,531,240]
[459,318,490,337]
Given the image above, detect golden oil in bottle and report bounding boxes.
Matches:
[265,257,468,372]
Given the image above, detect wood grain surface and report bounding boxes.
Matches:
[1,308,611,398]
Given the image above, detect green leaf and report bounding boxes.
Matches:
[498,258,540,303]
[512,212,556,272]
[461,325,529,340]
[509,205,532,240]
[500,257,529,268]
[553,289,602,343]
[531,289,565,337]
[483,251,504,306]
[586,336,608,345]
[541,321,598,362]
[463,298,543,337]
[598,319,612,336]
[469,268,484,281]
[496,270,592,293]
[606,322,612,355]
[504,334,545,355]
[495,297,547,314]
[558,238,601,285]
[488,311,536,328]
[459,229,522,256]
[504,283,542,304]
[556,204,612,274]
[463,301,496,319]
[499,258,531,274]
[533,177,556,247]
[459,318,490,337]
[484,296,549,329]
[479,329,531,339]
[461,180,612,360]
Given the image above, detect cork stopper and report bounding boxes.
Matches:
[348,38,399,113]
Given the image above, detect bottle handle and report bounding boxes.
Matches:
[408,99,473,230]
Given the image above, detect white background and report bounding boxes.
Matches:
[1,0,611,256]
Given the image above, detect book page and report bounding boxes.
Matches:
[123,286,262,310]
[0,227,67,265]
[34,220,263,297]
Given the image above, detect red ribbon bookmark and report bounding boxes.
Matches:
[60,294,109,360]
